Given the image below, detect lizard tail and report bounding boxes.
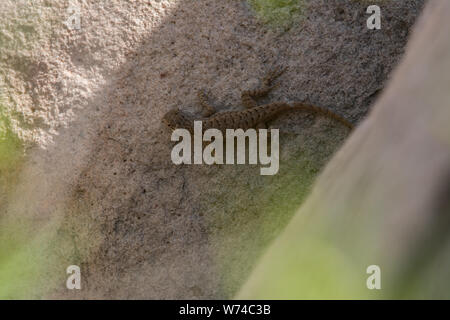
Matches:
[290,102,354,129]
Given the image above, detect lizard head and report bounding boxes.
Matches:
[162,108,194,132]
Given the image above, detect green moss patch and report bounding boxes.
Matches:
[0,110,24,173]
[248,0,307,30]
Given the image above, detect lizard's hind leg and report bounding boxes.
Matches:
[241,66,287,109]
[197,90,216,117]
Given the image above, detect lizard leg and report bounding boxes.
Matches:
[256,122,267,129]
[197,90,216,117]
[241,66,287,109]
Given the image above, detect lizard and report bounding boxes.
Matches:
[162,67,354,133]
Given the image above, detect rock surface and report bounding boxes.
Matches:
[0,0,424,298]
[239,0,450,299]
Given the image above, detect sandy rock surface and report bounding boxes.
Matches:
[239,0,450,299]
[0,0,424,298]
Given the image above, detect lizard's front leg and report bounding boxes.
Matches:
[197,90,216,117]
[241,66,287,109]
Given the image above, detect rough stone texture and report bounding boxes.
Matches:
[0,0,424,298]
[239,0,450,299]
